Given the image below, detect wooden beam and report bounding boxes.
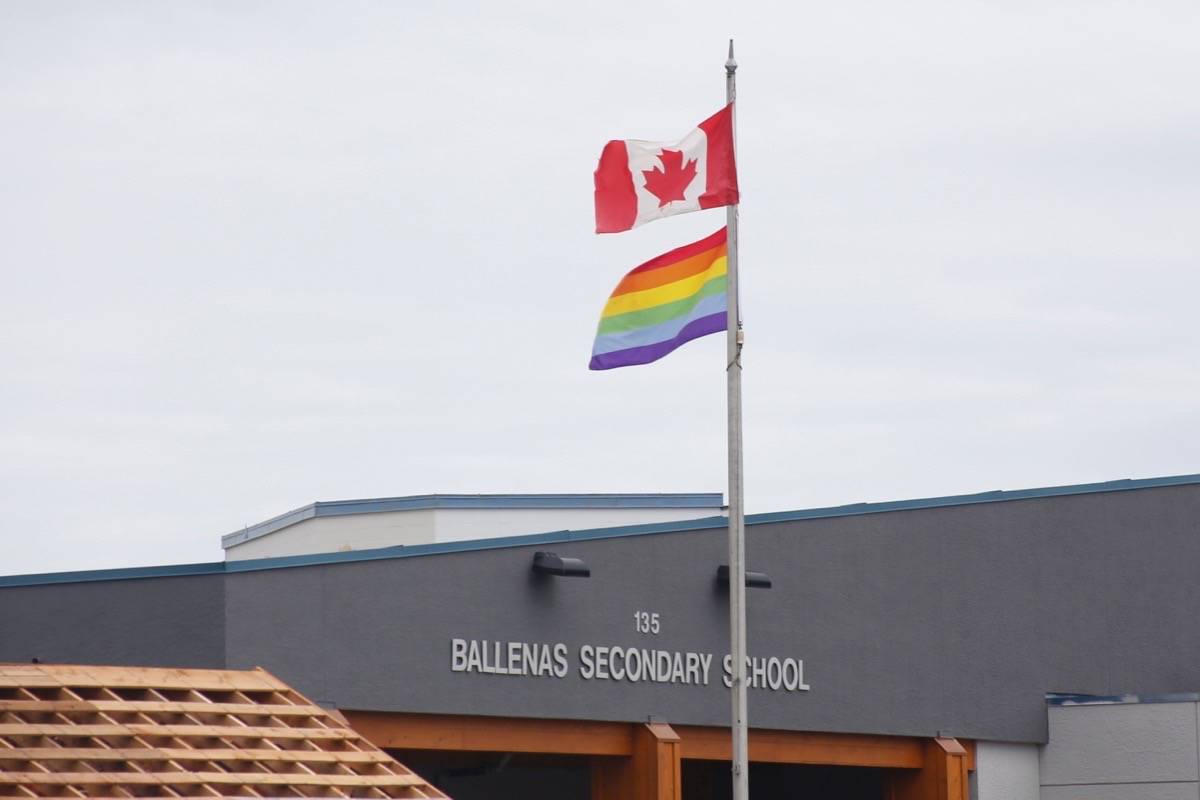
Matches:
[0,665,289,693]
[0,748,395,764]
[0,664,446,799]
[0,700,325,716]
[0,723,347,740]
[885,737,969,800]
[962,738,976,772]
[344,710,972,776]
[675,725,925,768]
[592,723,681,800]
[0,772,426,788]
[642,723,682,800]
[343,710,635,756]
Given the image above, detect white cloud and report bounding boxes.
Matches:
[1,0,1197,574]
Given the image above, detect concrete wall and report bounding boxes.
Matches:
[1040,700,1200,799]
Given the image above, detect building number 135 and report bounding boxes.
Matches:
[634,611,660,634]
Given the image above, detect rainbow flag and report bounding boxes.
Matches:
[589,228,728,370]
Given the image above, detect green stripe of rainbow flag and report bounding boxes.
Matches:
[589,228,728,370]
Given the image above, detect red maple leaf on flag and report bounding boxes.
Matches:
[642,149,698,207]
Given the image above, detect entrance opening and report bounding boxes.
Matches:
[392,750,590,800]
[392,748,890,800]
[683,759,886,800]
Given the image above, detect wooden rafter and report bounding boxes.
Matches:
[0,664,447,799]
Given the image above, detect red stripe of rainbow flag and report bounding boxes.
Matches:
[589,228,728,370]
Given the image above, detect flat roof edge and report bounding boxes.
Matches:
[222,514,733,573]
[220,492,724,550]
[221,503,319,549]
[747,473,1200,526]
[1048,691,1200,706]
[9,473,1199,587]
[0,561,226,588]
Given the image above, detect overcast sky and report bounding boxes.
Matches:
[2,1,1198,576]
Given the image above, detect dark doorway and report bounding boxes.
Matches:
[393,750,887,800]
[391,750,590,800]
[683,759,886,800]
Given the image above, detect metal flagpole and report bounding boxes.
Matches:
[724,39,749,800]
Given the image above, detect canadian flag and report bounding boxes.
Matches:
[594,103,739,234]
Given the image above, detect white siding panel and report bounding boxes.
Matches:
[1041,703,1200,785]
[1041,783,1200,800]
[431,507,719,543]
[225,510,437,560]
[976,741,1039,800]
[225,505,722,560]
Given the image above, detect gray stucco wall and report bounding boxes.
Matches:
[0,574,225,668]
[224,483,1200,743]
[4,482,1200,745]
[1040,700,1200,799]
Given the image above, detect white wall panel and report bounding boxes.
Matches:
[226,505,720,560]
[1042,783,1199,800]
[976,741,1039,800]
[1041,703,1199,785]
[1041,701,1200,800]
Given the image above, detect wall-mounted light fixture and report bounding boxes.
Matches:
[532,551,591,577]
[716,565,772,588]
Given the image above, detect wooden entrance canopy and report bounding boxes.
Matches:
[0,664,446,799]
[344,710,973,800]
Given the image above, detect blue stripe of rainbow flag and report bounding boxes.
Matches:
[589,228,728,370]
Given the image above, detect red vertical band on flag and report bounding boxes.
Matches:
[697,103,739,210]
[594,140,638,233]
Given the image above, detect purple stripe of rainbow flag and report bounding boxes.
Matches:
[589,228,728,370]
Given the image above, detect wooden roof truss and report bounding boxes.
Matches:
[0,665,446,799]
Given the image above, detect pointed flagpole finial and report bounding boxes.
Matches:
[726,39,737,74]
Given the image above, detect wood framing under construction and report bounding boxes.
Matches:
[0,664,446,799]
[342,710,975,800]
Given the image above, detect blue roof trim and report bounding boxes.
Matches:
[745,473,1200,526]
[220,493,725,549]
[1048,691,1200,706]
[219,473,1199,570]
[5,473,1199,587]
[0,561,226,588]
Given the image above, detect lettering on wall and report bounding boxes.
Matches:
[449,639,570,678]
[450,639,809,693]
[449,611,809,693]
